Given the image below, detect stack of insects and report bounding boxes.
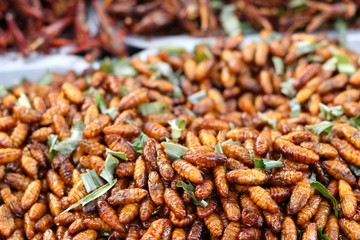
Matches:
[1,31,360,239]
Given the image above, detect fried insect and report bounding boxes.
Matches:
[53,114,70,140]
[156,144,174,181]
[222,143,254,167]
[4,172,31,190]
[46,170,66,198]
[249,186,279,214]
[322,160,356,185]
[339,218,360,240]
[338,180,357,218]
[140,197,156,221]
[186,131,202,148]
[199,129,217,147]
[0,148,22,164]
[255,128,272,156]
[169,211,196,227]
[35,214,54,232]
[330,138,360,167]
[287,178,312,215]
[97,200,125,232]
[103,124,140,139]
[171,228,187,240]
[164,188,186,219]
[302,222,317,240]
[108,188,148,205]
[196,199,218,219]
[273,138,319,164]
[281,216,297,240]
[296,194,322,226]
[226,169,268,185]
[220,191,241,221]
[141,218,168,240]
[204,212,224,238]
[214,165,230,197]
[238,227,262,240]
[226,128,259,142]
[73,229,98,240]
[182,148,227,167]
[313,200,330,229]
[13,106,41,123]
[83,114,111,138]
[173,160,204,184]
[195,179,214,200]
[29,203,47,221]
[118,88,148,111]
[240,194,264,228]
[10,123,29,147]
[21,179,42,210]
[78,139,105,156]
[300,142,338,159]
[0,204,16,237]
[323,214,339,240]
[147,171,165,206]
[62,82,84,104]
[119,203,139,224]
[0,187,23,216]
[143,121,170,141]
[221,221,241,240]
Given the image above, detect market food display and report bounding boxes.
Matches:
[1,32,360,239]
[1,0,359,57]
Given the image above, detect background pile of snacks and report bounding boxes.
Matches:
[1,32,360,239]
[1,0,360,57]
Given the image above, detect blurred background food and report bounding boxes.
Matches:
[1,0,360,58]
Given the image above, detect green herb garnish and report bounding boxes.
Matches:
[250,150,283,171]
[177,180,208,207]
[162,142,188,160]
[81,169,104,193]
[305,121,334,135]
[37,72,53,86]
[17,93,32,108]
[94,90,118,120]
[319,103,343,121]
[129,132,148,155]
[168,119,186,142]
[100,154,120,183]
[47,134,58,160]
[138,102,168,116]
[272,56,284,75]
[348,115,360,130]
[188,90,206,104]
[290,99,301,118]
[258,112,278,130]
[311,181,338,218]
[220,4,241,36]
[105,148,128,161]
[281,78,297,98]
[53,120,85,155]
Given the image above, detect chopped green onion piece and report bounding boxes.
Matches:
[305,121,334,135]
[215,142,223,154]
[176,180,208,207]
[100,58,137,77]
[81,169,104,193]
[317,227,329,240]
[183,107,197,118]
[281,78,297,98]
[118,86,129,96]
[53,120,85,155]
[106,148,128,161]
[229,122,235,130]
[322,56,338,71]
[311,181,338,218]
[272,56,284,75]
[0,85,8,98]
[309,172,317,183]
[100,154,119,183]
[290,99,301,118]
[220,4,241,36]
[348,115,360,130]
[188,90,206,104]
[61,179,117,214]
[289,0,307,9]
[162,142,188,160]
[307,55,324,63]
[138,102,168,116]
[47,134,59,160]
[250,150,283,171]
[148,62,179,85]
[335,18,347,47]
[129,132,148,155]
[295,40,327,56]
[93,90,118,120]
[319,103,343,121]
[258,112,278,130]
[17,93,32,108]
[37,72,53,86]
[194,44,213,62]
[168,118,186,142]
[221,139,242,146]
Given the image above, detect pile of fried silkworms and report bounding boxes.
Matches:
[1,32,360,240]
